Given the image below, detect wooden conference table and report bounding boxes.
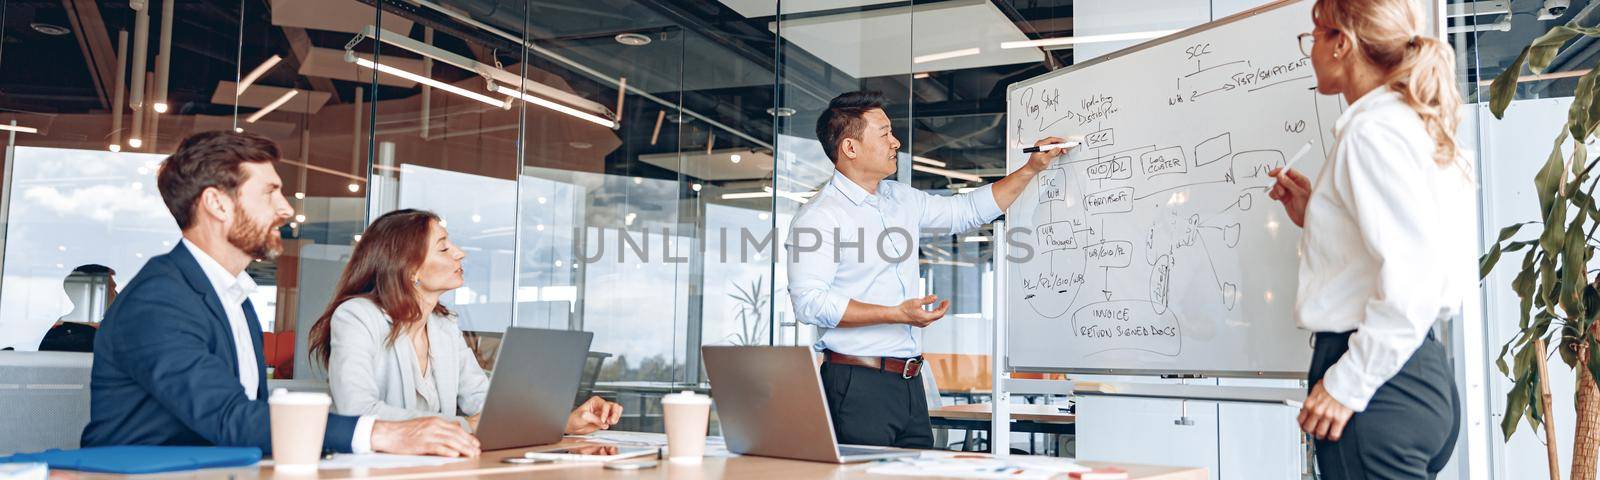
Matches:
[55,437,1203,479]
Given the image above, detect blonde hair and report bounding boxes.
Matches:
[1314,0,1461,167]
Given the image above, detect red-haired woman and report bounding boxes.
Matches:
[309,209,621,436]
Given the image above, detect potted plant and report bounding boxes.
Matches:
[724,276,769,346]
[1482,21,1600,480]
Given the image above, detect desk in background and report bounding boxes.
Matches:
[929,403,1076,455]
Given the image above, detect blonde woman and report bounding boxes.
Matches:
[1269,0,1472,477]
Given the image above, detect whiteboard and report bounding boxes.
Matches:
[1002,0,1341,376]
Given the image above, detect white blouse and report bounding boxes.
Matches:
[1294,87,1476,412]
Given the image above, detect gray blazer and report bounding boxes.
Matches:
[326,297,489,427]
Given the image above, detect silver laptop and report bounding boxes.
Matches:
[701,346,919,463]
[475,327,593,450]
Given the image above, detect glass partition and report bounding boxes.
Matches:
[1,1,1525,466]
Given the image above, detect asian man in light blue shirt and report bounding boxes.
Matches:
[786,91,1071,448]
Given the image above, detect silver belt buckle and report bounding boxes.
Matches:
[901,357,921,379]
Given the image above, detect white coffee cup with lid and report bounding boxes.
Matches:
[269,389,330,474]
[661,390,712,464]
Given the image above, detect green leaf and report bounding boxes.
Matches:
[1528,26,1600,73]
[1540,256,1559,309]
[1503,370,1531,439]
[1498,331,1523,377]
[1587,71,1600,140]
[1518,249,1540,331]
[1541,185,1569,250]
[1490,47,1530,119]
[1537,131,1572,215]
[1498,221,1538,243]
[1570,68,1600,140]
[1572,73,1597,141]
[1529,370,1545,430]
[1561,217,1588,315]
[1481,245,1503,280]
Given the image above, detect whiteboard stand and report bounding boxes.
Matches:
[991,219,1010,457]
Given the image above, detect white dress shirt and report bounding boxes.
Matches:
[786,170,1003,358]
[181,239,376,453]
[1293,87,1475,412]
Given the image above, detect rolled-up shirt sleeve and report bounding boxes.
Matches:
[786,212,851,329]
[915,184,1003,235]
[1319,125,1441,412]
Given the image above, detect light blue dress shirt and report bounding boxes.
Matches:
[785,170,1003,358]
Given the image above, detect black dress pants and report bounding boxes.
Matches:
[819,361,934,449]
[1309,331,1460,480]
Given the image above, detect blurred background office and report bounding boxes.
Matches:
[0,1,1582,478]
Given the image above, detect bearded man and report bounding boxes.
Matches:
[82,131,477,457]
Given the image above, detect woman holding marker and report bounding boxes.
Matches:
[1268,0,1473,478]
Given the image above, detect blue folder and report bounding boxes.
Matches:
[0,446,261,474]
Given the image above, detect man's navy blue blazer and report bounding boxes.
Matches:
[81,242,359,453]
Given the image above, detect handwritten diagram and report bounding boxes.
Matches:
[1005,3,1337,375]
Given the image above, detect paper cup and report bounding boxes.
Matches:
[661,390,712,464]
[269,389,330,474]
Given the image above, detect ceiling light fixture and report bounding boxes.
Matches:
[237,55,282,95]
[151,0,173,115]
[351,55,506,108]
[111,30,128,150]
[493,84,616,128]
[912,156,946,168]
[0,124,39,134]
[767,107,796,117]
[719,186,816,203]
[350,25,613,125]
[614,33,652,46]
[913,47,981,64]
[30,23,70,36]
[1000,29,1180,50]
[720,191,769,200]
[245,89,298,123]
[128,4,149,146]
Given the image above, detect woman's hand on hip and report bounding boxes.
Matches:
[1298,382,1354,441]
[1268,167,1312,227]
